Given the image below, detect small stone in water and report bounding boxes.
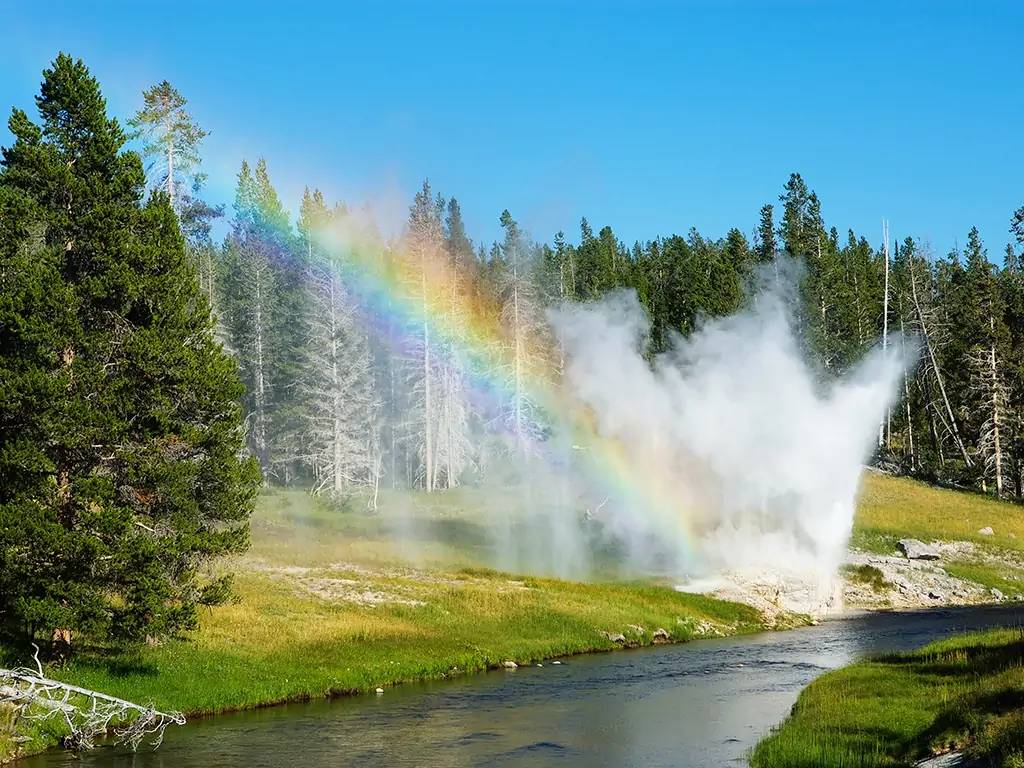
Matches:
[552,661,562,665]
[375,687,384,694]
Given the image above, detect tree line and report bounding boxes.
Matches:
[151,81,1024,503]
[3,54,1023,649]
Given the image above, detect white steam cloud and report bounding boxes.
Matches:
[548,282,908,588]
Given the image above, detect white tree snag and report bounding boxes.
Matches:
[0,649,183,752]
[879,219,890,450]
[907,246,973,468]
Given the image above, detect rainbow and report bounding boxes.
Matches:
[256,202,698,569]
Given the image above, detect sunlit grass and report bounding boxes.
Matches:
[6,473,1024,762]
[5,487,763,725]
[841,564,889,592]
[943,561,1024,600]
[852,473,1024,555]
[750,628,1024,768]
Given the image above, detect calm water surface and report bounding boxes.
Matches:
[24,605,1024,768]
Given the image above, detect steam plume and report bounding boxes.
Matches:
[548,280,908,586]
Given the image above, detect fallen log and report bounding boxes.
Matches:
[0,645,184,751]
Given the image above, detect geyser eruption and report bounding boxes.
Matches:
[549,283,908,610]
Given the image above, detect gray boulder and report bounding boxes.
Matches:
[898,539,940,560]
[651,628,671,644]
[978,526,994,536]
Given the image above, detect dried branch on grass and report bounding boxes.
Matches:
[0,646,184,752]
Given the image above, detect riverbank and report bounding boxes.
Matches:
[684,473,1024,618]
[750,626,1024,767]
[842,473,1024,611]
[4,473,1023,764]
[0,487,772,763]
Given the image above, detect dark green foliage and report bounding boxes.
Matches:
[0,55,258,647]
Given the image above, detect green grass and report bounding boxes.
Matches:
[0,487,764,761]
[851,473,1024,555]
[6,473,1024,763]
[943,561,1024,600]
[842,564,890,592]
[42,571,760,717]
[750,628,1024,768]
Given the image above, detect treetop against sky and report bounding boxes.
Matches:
[2,1,1020,253]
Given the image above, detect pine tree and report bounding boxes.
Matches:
[962,229,1011,494]
[402,180,446,490]
[222,161,278,474]
[1000,242,1024,496]
[129,81,224,331]
[755,203,779,284]
[0,55,258,646]
[436,197,476,487]
[497,210,549,452]
[128,81,208,215]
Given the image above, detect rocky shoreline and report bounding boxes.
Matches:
[682,536,1022,619]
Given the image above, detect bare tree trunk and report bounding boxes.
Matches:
[165,119,175,208]
[988,318,1004,496]
[421,264,433,492]
[253,259,268,474]
[899,296,915,470]
[879,220,890,449]
[329,274,343,495]
[512,257,524,451]
[908,248,973,468]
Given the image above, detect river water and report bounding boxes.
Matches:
[23,605,1023,768]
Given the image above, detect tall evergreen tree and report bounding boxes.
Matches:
[129,81,223,325]
[0,55,258,646]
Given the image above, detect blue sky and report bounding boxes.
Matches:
[3,1,1021,257]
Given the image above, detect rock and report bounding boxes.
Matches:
[991,588,1005,601]
[928,589,943,600]
[898,539,940,560]
[375,687,384,694]
[978,526,994,536]
[502,660,518,669]
[914,751,971,767]
[600,631,627,644]
[651,628,671,644]
[552,660,562,665]
[626,624,645,635]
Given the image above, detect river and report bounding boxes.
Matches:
[23,605,1023,768]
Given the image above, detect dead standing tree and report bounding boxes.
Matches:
[968,325,1011,496]
[907,245,974,470]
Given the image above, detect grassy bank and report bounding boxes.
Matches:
[750,627,1024,768]
[0,487,766,762]
[4,472,1023,763]
[854,473,1024,555]
[853,473,1024,597]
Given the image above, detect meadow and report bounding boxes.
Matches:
[4,472,1024,763]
